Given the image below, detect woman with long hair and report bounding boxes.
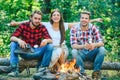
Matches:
[9,9,103,70]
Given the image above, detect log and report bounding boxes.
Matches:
[0,58,10,66]
[0,66,11,73]
[0,58,120,73]
[84,61,120,70]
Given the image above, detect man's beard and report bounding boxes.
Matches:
[82,24,87,27]
[81,22,88,27]
[31,20,40,27]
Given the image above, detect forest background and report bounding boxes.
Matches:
[0,0,120,68]
[0,0,120,79]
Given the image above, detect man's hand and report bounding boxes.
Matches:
[40,39,47,47]
[84,43,91,50]
[89,43,96,50]
[84,43,96,50]
[17,39,27,48]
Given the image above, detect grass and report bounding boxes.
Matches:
[86,70,120,80]
[0,68,120,80]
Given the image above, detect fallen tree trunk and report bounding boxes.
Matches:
[0,66,11,73]
[0,58,10,66]
[84,61,120,70]
[0,58,120,73]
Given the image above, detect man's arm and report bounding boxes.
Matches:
[71,44,85,49]
[68,18,103,29]
[10,36,27,48]
[10,18,103,27]
[70,26,85,49]
[70,25,104,50]
[42,39,52,44]
[90,18,103,23]
[10,36,21,42]
[10,20,29,26]
[40,39,52,47]
[72,42,104,50]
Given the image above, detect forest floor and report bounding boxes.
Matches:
[0,68,120,80]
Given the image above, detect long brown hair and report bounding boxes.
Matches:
[50,9,65,45]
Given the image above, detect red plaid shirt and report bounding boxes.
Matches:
[11,22,51,47]
[70,23,103,45]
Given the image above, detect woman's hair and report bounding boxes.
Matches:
[50,9,65,45]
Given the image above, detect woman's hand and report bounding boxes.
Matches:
[10,20,18,26]
[95,18,103,23]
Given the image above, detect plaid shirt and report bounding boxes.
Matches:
[11,22,51,47]
[70,23,103,45]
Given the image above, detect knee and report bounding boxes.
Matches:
[10,42,18,49]
[52,48,62,58]
[98,47,106,56]
[71,49,78,58]
[46,44,54,51]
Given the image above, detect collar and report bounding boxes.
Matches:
[75,22,93,31]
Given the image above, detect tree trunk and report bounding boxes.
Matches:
[0,58,10,66]
[42,0,51,14]
[84,61,120,70]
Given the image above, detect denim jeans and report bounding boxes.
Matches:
[72,47,106,73]
[10,42,53,67]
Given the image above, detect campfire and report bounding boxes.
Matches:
[58,59,80,73]
[55,59,89,80]
[37,59,90,80]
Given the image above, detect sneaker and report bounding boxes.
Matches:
[92,71,101,79]
[41,72,56,79]
[7,64,19,77]
[8,71,19,77]
[33,67,50,80]
[81,73,91,80]
[38,67,47,72]
[33,71,44,79]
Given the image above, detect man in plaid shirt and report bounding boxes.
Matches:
[8,10,53,77]
[70,11,106,79]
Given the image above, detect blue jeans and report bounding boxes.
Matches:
[72,47,106,73]
[10,42,53,67]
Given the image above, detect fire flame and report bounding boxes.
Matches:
[58,59,80,73]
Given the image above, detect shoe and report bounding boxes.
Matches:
[8,71,19,77]
[81,73,91,80]
[33,67,56,80]
[33,67,47,79]
[92,71,101,79]
[7,64,19,77]
[41,72,56,79]
[38,67,47,72]
[0,66,12,73]
[33,71,44,79]
[33,71,56,80]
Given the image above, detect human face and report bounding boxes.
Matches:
[30,13,41,27]
[51,11,61,23]
[80,14,90,27]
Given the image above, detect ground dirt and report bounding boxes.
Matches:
[0,69,120,80]
[0,68,36,80]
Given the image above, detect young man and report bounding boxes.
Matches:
[70,11,106,79]
[8,10,53,77]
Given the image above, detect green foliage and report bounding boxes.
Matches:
[0,0,120,62]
